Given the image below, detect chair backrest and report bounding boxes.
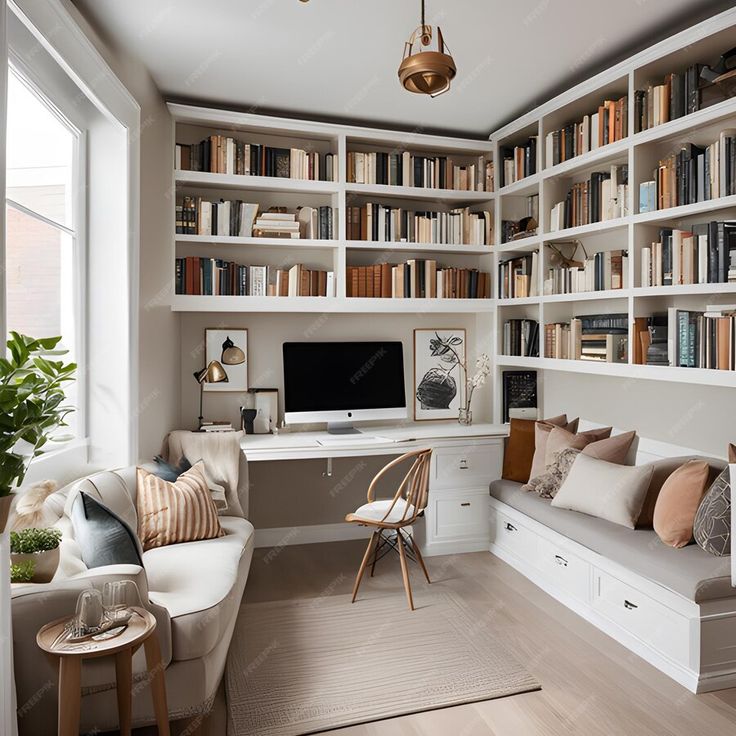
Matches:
[369,448,432,524]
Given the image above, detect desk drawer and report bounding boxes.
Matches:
[537,538,590,602]
[432,493,488,540]
[591,571,690,666]
[490,508,535,560]
[433,443,501,490]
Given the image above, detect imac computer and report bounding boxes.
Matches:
[282,341,407,434]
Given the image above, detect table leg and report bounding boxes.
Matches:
[115,649,133,736]
[57,656,81,736]
[143,633,170,736]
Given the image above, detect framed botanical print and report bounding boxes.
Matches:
[204,328,248,392]
[413,328,466,421]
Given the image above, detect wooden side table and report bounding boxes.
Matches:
[37,607,170,736]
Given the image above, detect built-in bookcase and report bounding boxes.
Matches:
[491,7,736,419]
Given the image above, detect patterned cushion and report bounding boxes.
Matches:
[523,448,581,498]
[694,467,731,557]
[136,462,224,551]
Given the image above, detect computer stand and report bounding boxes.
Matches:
[327,422,362,435]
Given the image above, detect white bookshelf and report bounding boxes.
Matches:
[491,7,736,419]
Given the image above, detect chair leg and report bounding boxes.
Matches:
[352,530,379,603]
[396,530,414,611]
[407,534,431,584]
[370,532,385,577]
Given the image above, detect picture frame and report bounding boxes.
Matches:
[204,328,248,392]
[250,388,279,434]
[413,328,466,421]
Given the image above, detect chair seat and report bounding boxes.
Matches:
[347,498,416,525]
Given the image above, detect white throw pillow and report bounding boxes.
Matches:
[551,453,654,529]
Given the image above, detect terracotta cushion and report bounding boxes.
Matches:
[543,426,614,467]
[501,414,569,483]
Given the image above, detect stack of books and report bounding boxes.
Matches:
[641,222,736,287]
[345,204,492,246]
[545,314,628,362]
[638,130,736,213]
[346,151,492,191]
[252,211,300,239]
[346,262,490,299]
[175,136,338,181]
[549,164,628,231]
[633,64,705,132]
[545,96,628,166]
[500,136,538,186]
[498,252,539,299]
[175,258,334,297]
[502,319,539,357]
[667,305,736,370]
[545,249,628,295]
[199,422,235,433]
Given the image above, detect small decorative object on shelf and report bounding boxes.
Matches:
[9,527,62,583]
[458,353,490,426]
[0,333,76,533]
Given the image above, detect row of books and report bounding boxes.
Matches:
[500,194,538,244]
[667,305,736,370]
[641,222,736,287]
[345,263,491,299]
[545,96,628,167]
[633,64,705,133]
[176,198,335,239]
[175,258,335,297]
[544,314,628,362]
[549,165,629,231]
[345,204,492,246]
[639,130,736,213]
[502,319,540,357]
[346,151,492,191]
[501,136,538,186]
[545,249,629,295]
[175,136,338,181]
[498,252,540,299]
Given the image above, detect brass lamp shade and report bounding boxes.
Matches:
[221,336,245,366]
[193,360,228,385]
[399,49,456,96]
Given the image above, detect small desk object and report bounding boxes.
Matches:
[36,607,170,736]
[242,422,508,556]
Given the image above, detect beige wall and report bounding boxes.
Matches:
[542,371,736,457]
[66,2,180,461]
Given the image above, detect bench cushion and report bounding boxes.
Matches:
[490,479,733,603]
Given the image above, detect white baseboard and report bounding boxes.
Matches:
[254,522,372,549]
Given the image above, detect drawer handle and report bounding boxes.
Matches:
[554,554,568,567]
[460,502,471,507]
[624,600,638,610]
[505,522,517,532]
[459,459,469,470]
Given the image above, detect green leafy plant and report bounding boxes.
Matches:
[10,560,35,584]
[0,333,76,497]
[10,527,62,554]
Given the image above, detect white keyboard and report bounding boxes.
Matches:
[316,435,396,447]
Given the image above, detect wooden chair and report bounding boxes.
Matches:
[345,448,432,611]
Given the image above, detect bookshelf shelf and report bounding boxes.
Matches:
[497,296,540,307]
[496,235,541,253]
[631,283,736,298]
[175,169,340,195]
[633,195,736,224]
[344,240,492,256]
[542,138,630,180]
[544,218,628,242]
[175,235,340,250]
[542,289,629,303]
[344,182,493,203]
[498,174,540,197]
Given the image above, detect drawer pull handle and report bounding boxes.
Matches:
[505,522,517,532]
[554,554,568,567]
[459,459,469,469]
[460,502,471,507]
[624,600,638,610]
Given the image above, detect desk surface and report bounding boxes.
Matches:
[240,422,508,461]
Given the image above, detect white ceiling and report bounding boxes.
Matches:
[72,0,731,138]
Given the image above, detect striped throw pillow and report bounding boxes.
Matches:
[136,461,224,551]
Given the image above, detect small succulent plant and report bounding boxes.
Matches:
[10,560,35,583]
[10,527,62,554]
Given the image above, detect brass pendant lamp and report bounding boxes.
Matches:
[398,0,457,98]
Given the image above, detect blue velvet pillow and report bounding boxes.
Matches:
[71,492,143,569]
[152,454,192,482]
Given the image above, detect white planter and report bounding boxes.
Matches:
[10,546,60,583]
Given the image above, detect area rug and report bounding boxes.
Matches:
[226,590,540,735]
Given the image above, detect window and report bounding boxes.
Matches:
[5,67,83,437]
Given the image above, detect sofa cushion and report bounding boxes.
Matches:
[144,516,254,661]
[528,417,580,479]
[503,414,570,483]
[490,478,732,603]
[694,467,731,557]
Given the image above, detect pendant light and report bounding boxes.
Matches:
[398,0,457,98]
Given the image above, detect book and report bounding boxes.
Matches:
[501,135,539,186]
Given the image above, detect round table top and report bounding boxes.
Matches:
[37,607,156,659]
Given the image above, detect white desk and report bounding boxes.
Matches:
[242,422,508,556]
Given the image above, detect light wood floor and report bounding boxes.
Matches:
[142,540,736,735]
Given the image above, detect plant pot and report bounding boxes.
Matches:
[0,495,13,534]
[10,546,60,583]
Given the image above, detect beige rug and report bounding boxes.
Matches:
[226,590,540,735]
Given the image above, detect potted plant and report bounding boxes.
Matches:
[0,333,77,532]
[10,560,35,584]
[10,527,62,582]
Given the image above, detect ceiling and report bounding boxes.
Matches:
[72,0,732,138]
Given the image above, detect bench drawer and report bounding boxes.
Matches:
[490,508,536,560]
[432,493,489,540]
[537,538,591,603]
[592,571,690,666]
[433,443,502,490]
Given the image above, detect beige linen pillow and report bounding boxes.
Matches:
[136,462,225,551]
[528,417,581,479]
[551,453,654,528]
[653,460,711,548]
[543,426,614,467]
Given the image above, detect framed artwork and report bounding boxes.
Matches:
[204,328,248,392]
[413,328,466,421]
